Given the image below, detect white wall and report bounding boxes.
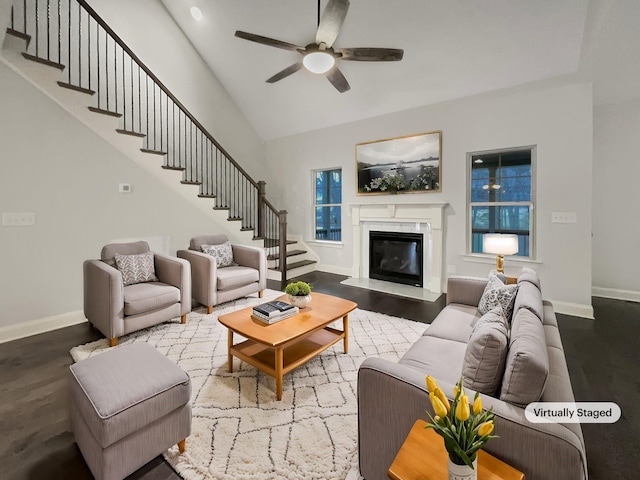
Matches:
[592,99,640,299]
[86,0,265,178]
[0,61,223,329]
[266,82,594,315]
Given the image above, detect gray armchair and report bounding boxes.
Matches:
[177,235,266,314]
[83,241,191,346]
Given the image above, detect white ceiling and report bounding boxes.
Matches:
[161,0,640,140]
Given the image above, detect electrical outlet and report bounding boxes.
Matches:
[2,212,36,226]
[551,212,577,224]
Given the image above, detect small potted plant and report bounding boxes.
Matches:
[284,281,312,309]
[425,376,498,480]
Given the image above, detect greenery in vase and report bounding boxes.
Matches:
[425,376,498,469]
[284,281,312,296]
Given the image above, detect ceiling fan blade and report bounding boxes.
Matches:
[235,31,302,52]
[315,0,350,48]
[338,48,404,62]
[266,62,303,83]
[326,66,351,93]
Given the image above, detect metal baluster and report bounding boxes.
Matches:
[46,0,50,60]
[96,14,100,107]
[159,89,162,152]
[10,5,13,30]
[57,1,61,66]
[130,58,134,131]
[114,38,117,114]
[88,12,91,90]
[145,74,149,139]
[35,0,39,57]
[189,121,193,181]
[105,30,109,110]
[23,0,26,33]
[138,65,141,133]
[122,47,125,129]
[153,83,156,149]
[172,102,175,167]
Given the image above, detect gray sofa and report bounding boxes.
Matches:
[358,271,587,480]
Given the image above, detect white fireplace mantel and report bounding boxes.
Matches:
[350,203,447,294]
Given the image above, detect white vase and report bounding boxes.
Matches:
[288,294,311,308]
[447,458,477,480]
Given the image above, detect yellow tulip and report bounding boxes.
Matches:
[426,375,439,393]
[430,392,448,418]
[453,385,459,399]
[455,394,470,422]
[434,387,451,413]
[473,396,483,415]
[478,421,494,437]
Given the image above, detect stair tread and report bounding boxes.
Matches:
[267,249,307,260]
[89,106,122,118]
[269,259,317,271]
[6,28,31,44]
[140,148,167,155]
[264,238,297,247]
[116,129,145,138]
[57,82,95,95]
[22,53,64,70]
[213,206,230,210]
[161,165,185,171]
[180,180,201,185]
[240,227,254,231]
[197,194,216,198]
[227,217,242,221]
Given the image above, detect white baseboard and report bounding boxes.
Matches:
[548,300,594,319]
[316,264,352,276]
[592,286,640,303]
[0,310,87,344]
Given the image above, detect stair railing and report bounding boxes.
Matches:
[7,0,287,276]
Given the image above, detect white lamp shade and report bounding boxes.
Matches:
[483,234,519,255]
[303,52,335,74]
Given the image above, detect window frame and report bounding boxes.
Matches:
[312,167,343,244]
[466,145,537,260]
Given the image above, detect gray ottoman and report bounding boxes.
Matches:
[69,343,191,480]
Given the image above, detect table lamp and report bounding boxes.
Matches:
[483,234,519,273]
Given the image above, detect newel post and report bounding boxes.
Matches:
[278,210,288,284]
[257,181,266,239]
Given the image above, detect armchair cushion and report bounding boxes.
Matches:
[217,266,260,290]
[115,251,159,286]
[123,282,180,316]
[202,242,236,267]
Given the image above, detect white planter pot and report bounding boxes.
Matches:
[447,457,477,480]
[288,294,311,309]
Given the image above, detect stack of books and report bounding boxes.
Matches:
[252,301,299,324]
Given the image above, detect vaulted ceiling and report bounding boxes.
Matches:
[161,0,640,140]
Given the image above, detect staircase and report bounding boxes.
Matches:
[1,0,317,282]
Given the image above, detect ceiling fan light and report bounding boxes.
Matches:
[303,52,335,74]
[190,6,203,21]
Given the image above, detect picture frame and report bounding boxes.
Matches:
[356,130,442,195]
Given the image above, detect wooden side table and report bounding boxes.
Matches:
[388,420,525,480]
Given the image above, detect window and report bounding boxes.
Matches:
[314,168,342,241]
[468,147,535,258]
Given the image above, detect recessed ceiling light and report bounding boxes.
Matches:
[190,6,203,21]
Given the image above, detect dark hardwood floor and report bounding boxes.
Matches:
[0,271,637,479]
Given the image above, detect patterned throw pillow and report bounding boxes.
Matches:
[114,251,159,286]
[478,275,519,321]
[201,241,236,267]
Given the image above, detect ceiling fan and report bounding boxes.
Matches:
[234,0,404,93]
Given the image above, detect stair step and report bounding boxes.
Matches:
[161,165,185,171]
[240,227,254,232]
[213,206,230,210]
[6,28,31,44]
[197,193,216,198]
[264,238,297,248]
[267,249,307,261]
[57,82,95,95]
[227,217,242,222]
[22,53,64,70]
[116,129,145,138]
[89,106,122,118]
[140,148,166,155]
[180,180,201,185]
[269,259,317,272]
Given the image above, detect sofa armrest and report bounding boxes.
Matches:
[446,276,488,306]
[154,254,192,314]
[358,358,587,480]
[83,260,124,339]
[232,244,267,290]
[177,249,216,308]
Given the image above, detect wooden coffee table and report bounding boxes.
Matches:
[218,292,357,400]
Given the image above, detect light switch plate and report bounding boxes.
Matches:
[551,212,577,223]
[2,212,36,226]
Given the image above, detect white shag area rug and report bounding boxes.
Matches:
[70,290,427,480]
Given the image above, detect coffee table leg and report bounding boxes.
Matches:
[343,314,349,354]
[227,330,234,373]
[275,347,283,401]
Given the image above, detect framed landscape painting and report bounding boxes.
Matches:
[356,130,442,195]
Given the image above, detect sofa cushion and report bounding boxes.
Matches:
[202,241,236,267]
[217,266,259,291]
[423,304,479,343]
[123,282,180,316]
[399,336,467,386]
[462,306,509,396]
[518,267,541,290]
[478,274,518,321]
[513,280,544,321]
[114,251,159,286]
[500,308,549,406]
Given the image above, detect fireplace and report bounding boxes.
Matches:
[369,231,424,287]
